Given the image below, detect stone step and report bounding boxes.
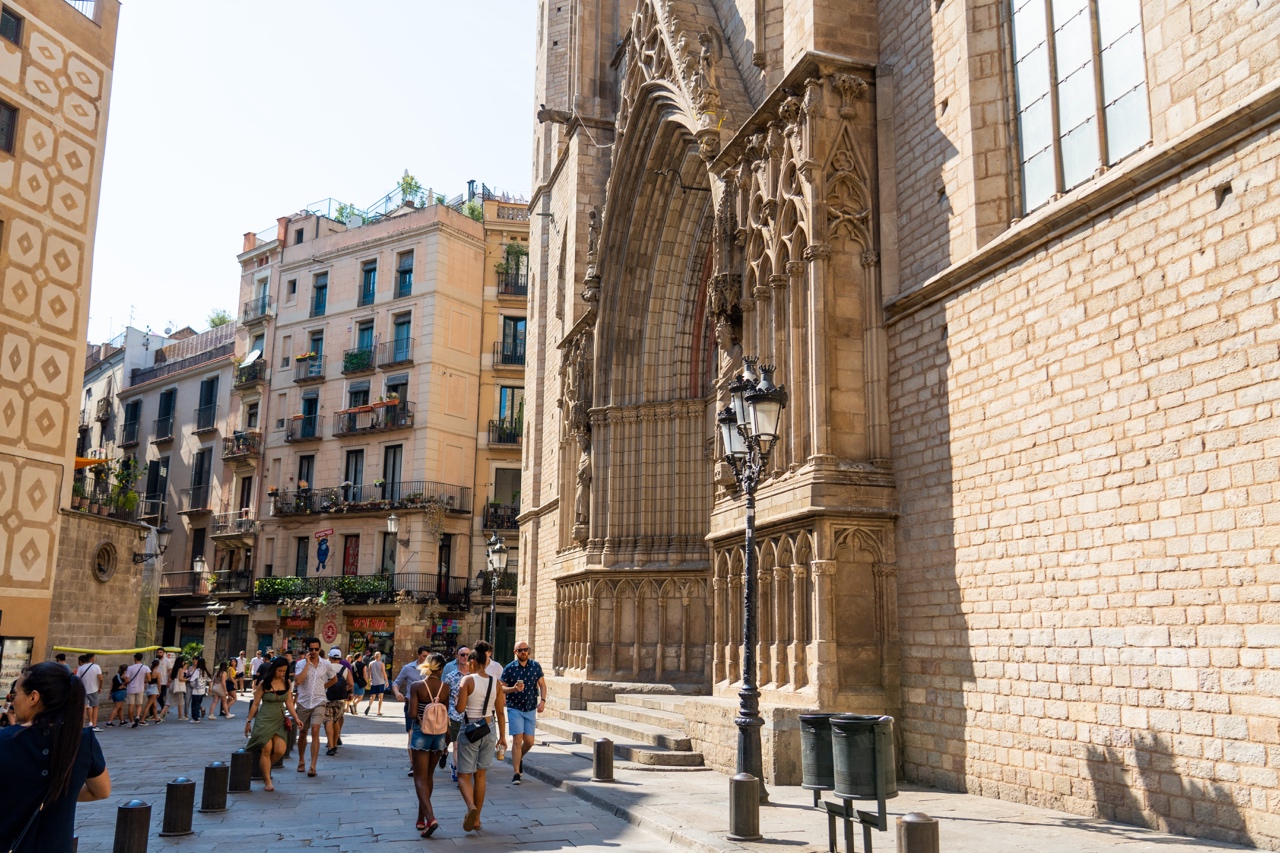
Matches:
[555,708,693,752]
[537,716,705,767]
[584,700,690,731]
[613,693,694,714]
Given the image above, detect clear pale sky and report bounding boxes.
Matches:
[87,1,536,343]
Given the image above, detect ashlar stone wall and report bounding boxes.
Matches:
[888,125,1280,850]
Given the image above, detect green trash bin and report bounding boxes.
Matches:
[830,714,897,801]
[800,714,837,794]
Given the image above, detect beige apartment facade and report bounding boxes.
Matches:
[523,0,1280,848]
[0,0,119,670]
[220,189,528,665]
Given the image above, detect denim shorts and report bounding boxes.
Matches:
[456,727,498,775]
[507,708,537,736]
[411,730,446,752]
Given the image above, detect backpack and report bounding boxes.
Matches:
[353,659,368,688]
[326,664,350,701]
[419,679,448,736]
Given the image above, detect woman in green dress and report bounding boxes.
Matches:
[243,656,297,791]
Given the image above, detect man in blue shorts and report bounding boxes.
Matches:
[500,641,545,785]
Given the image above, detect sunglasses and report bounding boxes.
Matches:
[515,648,530,653]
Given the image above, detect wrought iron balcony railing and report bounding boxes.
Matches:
[235,360,267,387]
[121,420,140,447]
[251,573,471,607]
[285,415,322,442]
[481,570,518,597]
[377,338,414,368]
[497,270,528,297]
[294,357,325,383]
[193,403,217,434]
[488,419,522,446]
[493,340,526,367]
[211,510,259,539]
[341,346,376,375]
[160,569,253,597]
[482,503,519,530]
[269,479,472,517]
[222,430,262,461]
[179,485,213,514]
[243,295,271,323]
[332,401,413,436]
[152,415,174,443]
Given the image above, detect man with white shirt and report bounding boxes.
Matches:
[124,652,149,728]
[236,650,247,692]
[294,637,339,776]
[250,650,265,683]
[76,653,103,731]
[156,651,173,720]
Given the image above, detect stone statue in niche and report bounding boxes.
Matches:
[572,432,592,542]
[714,315,742,386]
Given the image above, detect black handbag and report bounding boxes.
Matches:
[461,675,493,743]
[6,800,44,853]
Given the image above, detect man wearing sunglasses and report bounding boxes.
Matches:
[294,638,339,776]
[500,642,545,785]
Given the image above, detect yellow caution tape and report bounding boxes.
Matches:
[52,645,183,655]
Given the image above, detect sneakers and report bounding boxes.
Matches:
[451,764,458,783]
[513,773,522,785]
[225,714,236,719]
[92,726,103,732]
[130,720,138,728]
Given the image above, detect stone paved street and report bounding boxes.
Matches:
[72,693,670,852]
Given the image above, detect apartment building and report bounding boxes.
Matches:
[0,0,120,670]
[77,326,176,458]
[218,184,526,663]
[115,323,241,657]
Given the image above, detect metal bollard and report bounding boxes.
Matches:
[158,777,195,837]
[112,799,151,853]
[229,749,253,793]
[897,812,939,853]
[727,773,762,842]
[199,761,230,813]
[591,737,614,782]
[250,747,264,780]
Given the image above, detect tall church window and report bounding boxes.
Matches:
[1011,0,1149,212]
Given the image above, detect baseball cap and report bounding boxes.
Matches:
[328,648,342,658]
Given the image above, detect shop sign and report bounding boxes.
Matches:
[321,619,339,645]
[350,617,392,631]
[283,617,313,630]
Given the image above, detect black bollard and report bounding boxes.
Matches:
[199,761,230,813]
[229,750,253,793]
[250,746,264,780]
[591,737,614,782]
[897,812,939,853]
[158,777,195,837]
[727,773,762,842]
[112,799,151,853]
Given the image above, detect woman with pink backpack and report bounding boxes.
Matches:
[407,652,448,838]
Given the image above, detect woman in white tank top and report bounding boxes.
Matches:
[453,648,507,833]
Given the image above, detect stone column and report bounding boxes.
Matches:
[711,576,725,682]
[584,595,596,675]
[790,564,808,688]
[810,559,838,701]
[873,562,900,700]
[655,594,667,682]
[773,564,791,687]
[758,566,773,688]
[610,584,621,675]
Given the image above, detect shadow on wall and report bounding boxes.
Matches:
[1086,733,1255,849]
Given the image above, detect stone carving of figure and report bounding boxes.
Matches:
[572,433,592,541]
[587,207,600,259]
[715,316,742,384]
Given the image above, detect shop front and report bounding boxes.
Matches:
[347,614,396,662]
[279,613,314,655]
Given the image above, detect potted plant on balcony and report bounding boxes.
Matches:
[295,351,317,363]
[72,480,86,509]
[373,478,385,487]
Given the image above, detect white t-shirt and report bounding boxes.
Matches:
[237,655,247,675]
[485,660,503,682]
[294,658,339,710]
[158,655,173,686]
[124,663,149,695]
[250,656,265,676]
[76,662,102,695]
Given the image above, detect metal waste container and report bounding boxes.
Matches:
[800,713,837,794]
[831,714,897,801]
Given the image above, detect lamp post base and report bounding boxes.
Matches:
[736,714,770,803]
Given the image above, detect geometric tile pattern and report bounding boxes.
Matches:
[0,451,61,587]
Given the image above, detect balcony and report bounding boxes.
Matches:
[357,286,376,308]
[222,430,262,463]
[193,403,217,434]
[310,296,326,318]
[211,509,259,544]
[160,569,253,598]
[242,295,272,325]
[481,570,518,599]
[332,401,413,436]
[482,503,519,531]
[497,270,528,297]
[341,346,376,375]
[269,479,473,517]
[488,419,522,446]
[71,472,140,523]
[285,415,322,443]
[178,485,213,515]
[120,419,140,448]
[377,338,414,369]
[235,360,267,389]
[94,398,111,422]
[152,415,174,443]
[252,573,471,607]
[493,340,526,367]
[79,408,90,428]
[293,357,325,384]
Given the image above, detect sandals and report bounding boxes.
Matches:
[416,820,427,832]
[263,784,275,792]
[424,820,440,838]
[296,764,306,773]
[308,768,317,777]
[463,807,480,832]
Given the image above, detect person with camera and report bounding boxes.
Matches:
[293,638,338,776]
[453,646,507,833]
[0,662,111,852]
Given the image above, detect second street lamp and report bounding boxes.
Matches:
[485,533,508,648]
[717,355,787,823]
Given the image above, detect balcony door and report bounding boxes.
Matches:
[392,314,412,362]
[300,396,319,439]
[357,321,374,353]
[342,535,360,576]
[295,537,309,578]
[191,449,211,508]
[297,454,315,490]
[239,475,253,511]
[383,444,402,501]
[344,449,364,501]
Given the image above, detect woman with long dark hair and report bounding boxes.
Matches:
[0,662,111,852]
[188,657,212,723]
[454,646,506,833]
[244,656,296,792]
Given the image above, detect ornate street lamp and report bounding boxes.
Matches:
[717,356,787,823]
[485,533,508,648]
[132,523,173,564]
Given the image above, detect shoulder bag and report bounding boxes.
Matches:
[461,675,493,743]
[5,800,43,853]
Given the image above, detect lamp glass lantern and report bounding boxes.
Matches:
[718,406,747,459]
[156,523,173,554]
[386,513,399,535]
[744,365,788,455]
[486,534,508,573]
[192,554,208,575]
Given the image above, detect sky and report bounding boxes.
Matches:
[87,1,536,343]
